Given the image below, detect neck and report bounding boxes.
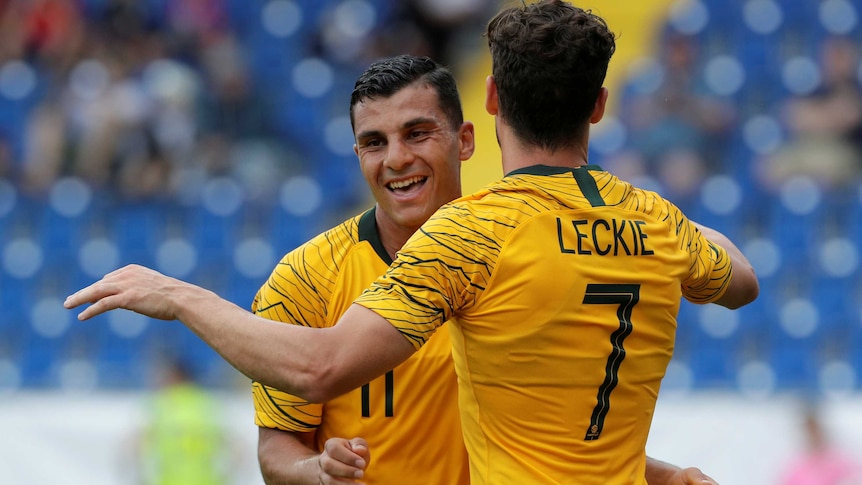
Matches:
[497,118,589,174]
[374,210,417,261]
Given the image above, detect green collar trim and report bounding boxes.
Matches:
[505,164,606,207]
[358,207,393,265]
[505,164,604,177]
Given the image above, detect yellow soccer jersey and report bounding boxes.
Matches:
[356,165,734,485]
[251,208,469,485]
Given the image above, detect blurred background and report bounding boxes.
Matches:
[1,0,862,483]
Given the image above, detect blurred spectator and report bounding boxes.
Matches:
[21,41,188,199]
[163,0,229,63]
[779,401,862,485]
[607,33,736,204]
[98,0,156,44]
[192,30,271,156]
[134,355,233,485]
[374,0,496,66]
[757,36,862,193]
[316,0,494,68]
[0,0,85,68]
[0,131,15,180]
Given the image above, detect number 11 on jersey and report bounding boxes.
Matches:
[361,370,394,417]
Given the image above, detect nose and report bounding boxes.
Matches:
[383,139,415,171]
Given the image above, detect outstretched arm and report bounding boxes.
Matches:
[64,264,416,403]
[646,456,718,485]
[258,427,370,485]
[694,223,759,309]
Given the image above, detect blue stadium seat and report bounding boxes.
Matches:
[807,277,857,360]
[17,343,56,388]
[94,332,148,388]
[186,203,245,270]
[765,194,822,272]
[768,339,819,389]
[689,343,737,388]
[110,201,174,267]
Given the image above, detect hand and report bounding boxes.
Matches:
[317,437,370,484]
[670,467,719,485]
[64,264,189,321]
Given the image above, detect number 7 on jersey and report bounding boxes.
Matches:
[582,283,640,441]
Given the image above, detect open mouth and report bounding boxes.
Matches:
[387,176,428,193]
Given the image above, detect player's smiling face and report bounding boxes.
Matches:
[353,83,474,233]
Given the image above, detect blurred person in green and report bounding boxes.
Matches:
[135,355,230,485]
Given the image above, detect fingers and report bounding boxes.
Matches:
[63,265,151,319]
[348,437,370,463]
[72,294,119,321]
[63,265,135,309]
[319,437,368,482]
[63,281,118,318]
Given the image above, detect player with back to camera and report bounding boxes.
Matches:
[66,2,757,483]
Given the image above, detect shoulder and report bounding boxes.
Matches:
[260,212,366,290]
[597,173,686,227]
[285,213,364,262]
[253,212,367,319]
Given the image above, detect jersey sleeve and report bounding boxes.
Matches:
[249,233,346,432]
[355,204,496,349]
[251,382,321,432]
[673,206,734,303]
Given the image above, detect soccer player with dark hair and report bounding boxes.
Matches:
[253,54,473,484]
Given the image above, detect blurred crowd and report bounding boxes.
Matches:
[0,0,495,206]
[759,36,862,194]
[609,27,862,212]
[0,0,263,201]
[4,0,857,213]
[607,31,738,206]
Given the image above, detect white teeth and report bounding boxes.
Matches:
[388,176,425,189]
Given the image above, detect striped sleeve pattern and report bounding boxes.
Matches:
[676,214,733,303]
[252,382,322,431]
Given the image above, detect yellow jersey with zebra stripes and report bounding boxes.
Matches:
[355,164,732,485]
[251,208,469,485]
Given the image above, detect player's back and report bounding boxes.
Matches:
[439,165,727,483]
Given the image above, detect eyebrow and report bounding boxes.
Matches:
[355,116,440,141]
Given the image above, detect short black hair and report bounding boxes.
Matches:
[349,55,463,132]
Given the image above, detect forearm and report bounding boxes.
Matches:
[65,264,415,402]
[172,283,415,402]
[258,428,320,485]
[170,280,333,400]
[645,456,680,484]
